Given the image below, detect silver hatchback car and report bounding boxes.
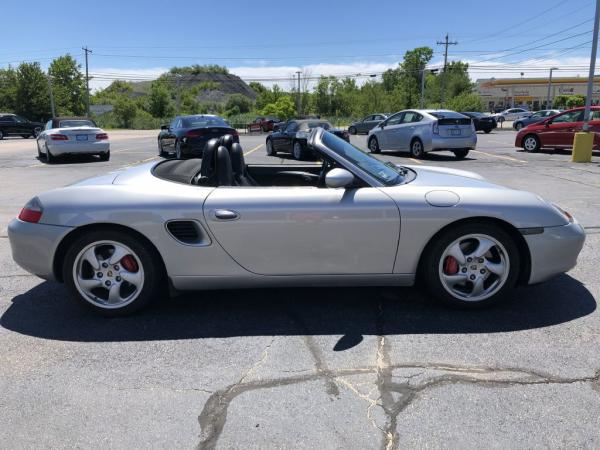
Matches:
[368,109,477,159]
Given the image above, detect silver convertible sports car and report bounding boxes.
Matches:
[9,129,585,316]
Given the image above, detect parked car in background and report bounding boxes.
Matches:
[367,110,476,159]
[266,119,350,160]
[158,114,239,159]
[36,117,110,163]
[513,110,561,131]
[460,112,497,133]
[515,106,600,152]
[0,113,44,140]
[492,108,531,123]
[348,114,388,134]
[247,116,280,133]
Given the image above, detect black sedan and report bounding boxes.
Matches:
[266,119,350,160]
[0,113,44,140]
[460,112,497,133]
[158,114,239,159]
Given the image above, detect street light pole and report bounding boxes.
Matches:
[546,67,558,109]
[583,0,600,131]
[420,68,438,109]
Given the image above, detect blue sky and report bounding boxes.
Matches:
[0,0,597,89]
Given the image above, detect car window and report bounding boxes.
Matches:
[591,110,600,120]
[552,110,583,123]
[373,115,384,121]
[45,120,52,130]
[386,113,404,126]
[183,116,229,128]
[286,122,299,133]
[402,112,422,123]
[531,112,542,119]
[58,119,96,128]
[170,118,178,129]
[14,115,27,123]
[299,121,332,131]
[1,115,15,123]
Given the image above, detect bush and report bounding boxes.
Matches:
[446,92,483,112]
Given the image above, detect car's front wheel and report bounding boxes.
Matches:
[514,122,524,131]
[175,141,184,159]
[421,222,519,308]
[266,139,276,156]
[293,141,306,160]
[348,126,357,135]
[99,151,110,161]
[63,230,164,316]
[523,134,540,152]
[368,136,380,153]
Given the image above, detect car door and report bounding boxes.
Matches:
[395,111,423,150]
[539,110,583,147]
[0,115,17,135]
[377,112,404,149]
[202,183,400,275]
[358,115,374,133]
[277,120,297,152]
[162,118,179,152]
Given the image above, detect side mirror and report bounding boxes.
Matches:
[160,124,169,130]
[379,123,386,129]
[273,124,280,131]
[325,168,355,188]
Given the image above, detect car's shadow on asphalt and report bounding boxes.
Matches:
[38,155,105,165]
[0,275,595,350]
[381,152,475,162]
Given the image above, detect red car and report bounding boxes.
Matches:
[515,106,600,152]
[247,116,280,133]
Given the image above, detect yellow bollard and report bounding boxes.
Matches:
[572,132,593,163]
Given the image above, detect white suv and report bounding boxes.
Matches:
[492,108,531,123]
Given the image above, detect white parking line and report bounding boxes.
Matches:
[408,158,424,164]
[471,150,527,163]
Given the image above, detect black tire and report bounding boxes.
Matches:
[262,125,268,133]
[0,130,4,140]
[292,141,306,160]
[420,221,520,309]
[99,151,110,161]
[410,138,425,158]
[63,229,165,317]
[348,126,357,135]
[21,134,30,139]
[368,136,380,154]
[266,139,276,156]
[37,141,43,159]
[453,149,469,160]
[158,140,166,157]
[514,122,523,131]
[522,134,540,152]
[484,129,492,134]
[45,144,55,164]
[33,127,41,138]
[175,140,184,159]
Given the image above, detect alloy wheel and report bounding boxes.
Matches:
[72,240,145,309]
[523,136,539,152]
[439,233,510,302]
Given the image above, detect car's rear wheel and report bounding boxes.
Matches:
[63,230,164,316]
[523,134,540,152]
[158,141,166,157]
[348,126,357,135]
[421,222,519,308]
[514,122,524,131]
[175,141,184,159]
[266,139,276,156]
[0,130,4,140]
[37,141,43,159]
[484,129,492,134]
[33,127,41,138]
[45,144,55,164]
[293,141,306,160]
[368,136,380,153]
[21,134,30,139]
[410,138,425,158]
[99,151,110,161]
[453,149,469,160]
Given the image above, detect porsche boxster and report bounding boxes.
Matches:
[9,129,585,316]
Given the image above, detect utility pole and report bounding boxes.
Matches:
[47,74,56,118]
[436,34,457,107]
[296,70,302,116]
[583,0,600,131]
[546,67,558,109]
[82,46,92,116]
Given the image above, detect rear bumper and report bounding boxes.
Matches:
[47,141,110,155]
[8,219,73,281]
[524,221,586,284]
[426,134,477,152]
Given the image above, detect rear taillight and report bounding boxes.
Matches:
[50,134,68,141]
[231,129,239,137]
[96,133,108,140]
[18,197,43,223]
[186,130,206,138]
[432,121,439,135]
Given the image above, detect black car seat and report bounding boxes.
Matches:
[219,134,234,151]
[215,145,233,186]
[230,143,259,186]
[195,138,219,185]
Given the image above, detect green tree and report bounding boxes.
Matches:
[147,81,174,118]
[113,97,137,128]
[225,93,252,115]
[249,81,267,96]
[14,62,50,120]
[255,84,285,110]
[565,94,585,108]
[48,54,86,116]
[446,92,483,112]
[261,96,295,120]
[0,66,17,111]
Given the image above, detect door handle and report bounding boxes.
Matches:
[212,209,240,221]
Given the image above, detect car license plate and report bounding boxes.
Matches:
[76,135,88,141]
[451,129,461,136]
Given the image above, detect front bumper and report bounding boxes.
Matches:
[524,221,586,284]
[47,141,110,156]
[8,219,73,281]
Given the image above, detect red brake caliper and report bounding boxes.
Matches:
[120,255,139,272]
[443,256,459,275]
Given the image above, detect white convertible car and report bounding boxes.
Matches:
[36,117,110,163]
[10,128,585,316]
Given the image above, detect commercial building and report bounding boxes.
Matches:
[475,76,600,112]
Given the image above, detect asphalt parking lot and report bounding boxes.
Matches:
[1,129,599,449]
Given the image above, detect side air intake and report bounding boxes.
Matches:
[166,220,208,245]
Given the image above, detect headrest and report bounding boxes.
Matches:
[216,145,233,186]
[219,134,234,151]
[230,142,245,176]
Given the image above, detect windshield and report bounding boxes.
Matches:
[466,112,485,118]
[183,116,230,128]
[299,121,332,131]
[59,119,96,128]
[321,131,404,186]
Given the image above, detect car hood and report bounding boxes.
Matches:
[404,164,492,186]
